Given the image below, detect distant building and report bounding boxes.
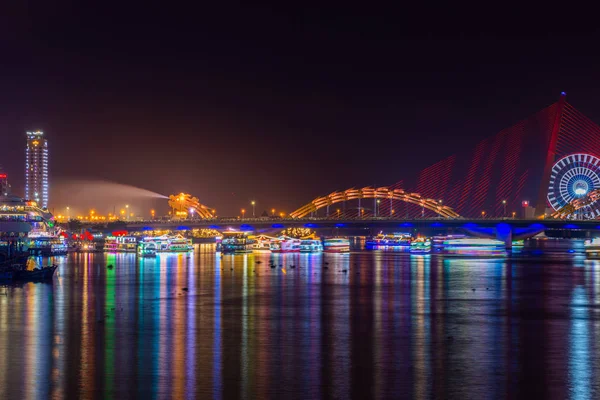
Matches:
[0,170,9,196]
[25,131,49,209]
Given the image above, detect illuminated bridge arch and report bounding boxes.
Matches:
[290,187,461,219]
[168,193,215,219]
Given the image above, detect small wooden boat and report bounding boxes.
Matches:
[11,264,58,281]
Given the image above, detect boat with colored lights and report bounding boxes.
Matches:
[220,231,253,254]
[270,236,301,253]
[366,232,412,248]
[138,234,193,253]
[104,235,138,252]
[323,237,350,253]
[409,237,431,254]
[584,238,600,259]
[441,238,505,257]
[300,239,323,253]
[251,235,274,252]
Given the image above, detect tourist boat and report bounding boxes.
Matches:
[441,238,505,257]
[270,236,301,253]
[409,237,431,254]
[323,237,350,253]
[251,235,274,252]
[104,235,138,252]
[28,234,68,256]
[137,241,157,257]
[76,241,99,252]
[138,234,193,253]
[300,239,323,253]
[221,231,253,254]
[584,238,600,259]
[366,232,412,248]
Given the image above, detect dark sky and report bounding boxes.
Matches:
[1,3,599,216]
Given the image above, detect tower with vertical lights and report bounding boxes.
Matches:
[25,131,49,208]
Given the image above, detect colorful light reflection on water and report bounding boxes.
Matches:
[1,246,600,398]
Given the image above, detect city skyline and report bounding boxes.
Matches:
[2,5,600,215]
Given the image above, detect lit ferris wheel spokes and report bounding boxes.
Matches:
[548,153,600,219]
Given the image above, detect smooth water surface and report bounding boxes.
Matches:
[1,245,599,399]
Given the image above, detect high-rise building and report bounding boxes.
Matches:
[0,170,8,196]
[25,131,49,208]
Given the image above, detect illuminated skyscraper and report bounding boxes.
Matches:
[25,131,49,208]
[0,169,8,196]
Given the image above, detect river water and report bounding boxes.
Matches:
[1,245,599,399]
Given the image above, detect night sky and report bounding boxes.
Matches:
[1,3,598,216]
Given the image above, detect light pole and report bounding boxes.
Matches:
[251,201,256,218]
[376,199,381,217]
[337,208,340,219]
[481,210,486,219]
[241,208,246,219]
[502,200,507,218]
[125,204,129,221]
[189,208,194,220]
[66,206,70,220]
[271,208,275,217]
[151,209,155,220]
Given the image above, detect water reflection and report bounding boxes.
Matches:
[1,247,600,398]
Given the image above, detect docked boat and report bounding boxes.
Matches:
[27,233,68,256]
[323,237,350,253]
[409,237,431,254]
[270,236,301,253]
[441,238,505,257]
[104,235,138,252]
[221,231,253,254]
[300,239,323,253]
[138,234,193,253]
[0,263,57,281]
[366,232,412,248]
[584,238,600,259]
[137,241,157,257]
[251,235,274,252]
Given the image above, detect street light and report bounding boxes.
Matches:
[241,208,246,219]
[337,208,340,218]
[66,206,70,219]
[376,199,381,217]
[481,210,486,218]
[189,208,195,220]
[271,208,275,216]
[151,209,155,220]
[512,211,516,218]
[125,204,129,221]
[502,199,507,217]
[251,201,256,218]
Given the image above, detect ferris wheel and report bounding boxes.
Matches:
[547,153,600,219]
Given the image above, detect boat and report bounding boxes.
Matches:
[220,231,253,254]
[409,237,431,254]
[584,238,600,259]
[0,263,57,281]
[366,232,412,248]
[441,238,505,257]
[138,234,193,253]
[27,234,68,256]
[13,264,58,280]
[300,239,323,253]
[251,235,274,252]
[104,235,138,252]
[270,236,301,253]
[323,237,350,253]
[137,241,157,257]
